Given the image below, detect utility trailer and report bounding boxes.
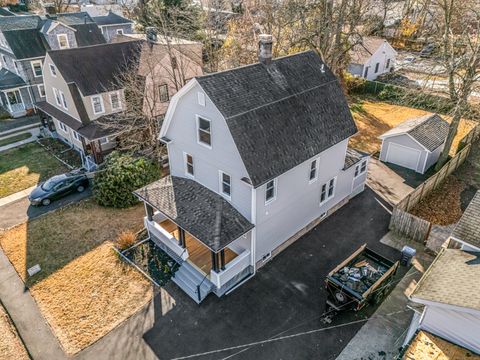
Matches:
[325,244,399,312]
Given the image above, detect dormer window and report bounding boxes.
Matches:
[49,64,57,77]
[57,34,69,49]
[197,116,211,147]
[31,60,42,77]
[91,96,105,115]
[110,92,121,110]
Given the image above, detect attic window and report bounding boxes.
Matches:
[265,179,277,204]
[91,96,105,114]
[110,92,121,110]
[197,92,205,106]
[116,29,124,35]
[49,64,57,77]
[197,116,211,147]
[57,34,69,49]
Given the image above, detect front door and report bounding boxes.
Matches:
[6,90,24,112]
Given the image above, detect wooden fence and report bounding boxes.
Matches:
[397,143,472,212]
[458,123,480,151]
[389,208,432,243]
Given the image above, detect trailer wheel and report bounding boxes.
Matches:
[334,291,347,304]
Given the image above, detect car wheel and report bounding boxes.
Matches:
[42,198,51,206]
[77,185,85,193]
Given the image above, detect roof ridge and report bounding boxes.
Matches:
[48,39,142,54]
[225,78,338,120]
[406,113,440,133]
[410,247,446,300]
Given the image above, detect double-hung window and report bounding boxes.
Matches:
[197,116,211,147]
[91,96,104,114]
[265,179,276,204]
[99,137,108,145]
[49,64,57,76]
[57,34,69,49]
[354,160,368,177]
[53,88,62,107]
[37,84,45,97]
[58,122,67,132]
[219,171,231,198]
[60,91,67,109]
[31,60,42,77]
[185,153,194,176]
[73,131,81,141]
[309,159,318,182]
[320,178,336,205]
[158,84,169,102]
[374,62,380,73]
[110,92,121,110]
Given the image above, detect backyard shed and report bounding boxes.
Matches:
[379,114,449,174]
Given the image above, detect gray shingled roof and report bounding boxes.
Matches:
[93,12,133,26]
[196,50,358,187]
[48,40,141,96]
[0,8,15,17]
[134,176,254,252]
[411,248,480,311]
[451,191,480,248]
[344,147,368,170]
[380,114,449,152]
[3,29,49,59]
[0,15,42,31]
[0,68,26,89]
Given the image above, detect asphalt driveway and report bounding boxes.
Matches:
[0,188,92,230]
[144,188,402,360]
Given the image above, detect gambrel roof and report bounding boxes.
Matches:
[196,50,358,187]
[380,114,449,152]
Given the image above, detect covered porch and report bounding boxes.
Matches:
[0,69,31,118]
[135,175,255,301]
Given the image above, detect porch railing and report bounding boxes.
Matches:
[9,103,25,115]
[210,250,251,289]
[145,218,189,261]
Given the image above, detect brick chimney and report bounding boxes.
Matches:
[258,34,273,65]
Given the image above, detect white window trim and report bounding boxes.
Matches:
[109,91,121,110]
[354,160,368,178]
[196,115,212,149]
[49,64,57,77]
[99,137,109,144]
[30,60,42,78]
[116,29,124,35]
[320,177,337,206]
[309,158,319,183]
[60,90,67,109]
[73,131,81,141]
[265,178,277,205]
[91,95,105,115]
[53,87,62,107]
[37,84,45,97]
[183,152,194,178]
[197,92,206,106]
[57,34,70,49]
[218,170,232,200]
[58,121,68,132]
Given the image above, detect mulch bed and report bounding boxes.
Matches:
[38,137,83,169]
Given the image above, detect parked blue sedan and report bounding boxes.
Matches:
[28,171,89,206]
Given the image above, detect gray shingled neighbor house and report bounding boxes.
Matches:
[0,13,105,118]
[134,35,370,303]
[92,11,134,42]
[448,191,480,251]
[379,114,449,174]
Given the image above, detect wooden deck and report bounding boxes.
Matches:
[160,219,237,274]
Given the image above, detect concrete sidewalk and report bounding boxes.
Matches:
[0,248,67,360]
[0,186,36,207]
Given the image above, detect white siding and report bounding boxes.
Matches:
[380,134,428,173]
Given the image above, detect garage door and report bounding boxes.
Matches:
[386,143,421,171]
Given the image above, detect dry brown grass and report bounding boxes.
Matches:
[0,199,152,355]
[350,100,476,155]
[0,305,29,360]
[116,230,138,250]
[410,176,466,225]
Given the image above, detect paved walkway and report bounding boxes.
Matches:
[0,186,36,207]
[0,129,39,152]
[0,248,67,360]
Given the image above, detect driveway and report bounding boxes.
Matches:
[0,188,92,229]
[143,188,403,360]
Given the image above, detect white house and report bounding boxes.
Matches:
[448,191,480,251]
[379,114,449,174]
[134,35,370,303]
[404,248,480,355]
[348,36,397,81]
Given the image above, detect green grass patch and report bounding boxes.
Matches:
[0,133,32,147]
[0,142,68,198]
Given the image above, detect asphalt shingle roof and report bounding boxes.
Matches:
[349,36,387,65]
[451,191,480,248]
[134,176,254,252]
[196,50,358,187]
[3,28,49,59]
[70,23,106,47]
[411,248,480,311]
[48,40,141,96]
[0,68,26,89]
[0,8,15,17]
[93,12,133,26]
[0,15,42,31]
[380,114,449,152]
[344,147,368,170]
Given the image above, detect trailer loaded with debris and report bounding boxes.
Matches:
[325,244,399,311]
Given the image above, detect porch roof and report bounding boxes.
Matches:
[134,176,254,252]
[0,68,26,90]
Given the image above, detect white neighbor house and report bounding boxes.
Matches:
[379,114,449,174]
[134,35,370,303]
[404,248,480,355]
[348,36,397,81]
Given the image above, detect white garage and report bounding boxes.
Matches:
[379,114,449,174]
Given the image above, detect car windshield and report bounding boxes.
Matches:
[41,175,66,191]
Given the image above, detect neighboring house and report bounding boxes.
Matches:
[0,8,16,17]
[404,248,480,355]
[134,35,370,303]
[114,33,203,118]
[348,36,397,80]
[379,114,449,174]
[92,11,134,42]
[448,191,480,251]
[36,41,141,170]
[0,13,105,118]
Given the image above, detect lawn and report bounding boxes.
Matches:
[0,132,31,147]
[0,200,153,355]
[0,142,68,198]
[349,100,476,155]
[0,304,29,360]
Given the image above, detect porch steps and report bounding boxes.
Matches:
[172,262,213,304]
